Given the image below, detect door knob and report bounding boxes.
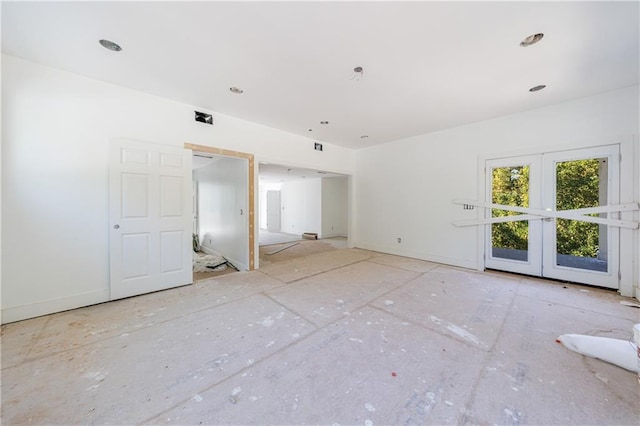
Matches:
[114,224,120,229]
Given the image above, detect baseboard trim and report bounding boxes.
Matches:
[354,241,478,270]
[321,233,347,239]
[2,289,110,324]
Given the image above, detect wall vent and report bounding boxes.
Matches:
[195,111,213,125]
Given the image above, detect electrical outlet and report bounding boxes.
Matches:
[397,237,402,243]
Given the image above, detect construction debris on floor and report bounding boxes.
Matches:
[556,333,639,373]
[264,242,299,255]
[2,247,639,425]
[193,251,238,273]
[193,251,228,273]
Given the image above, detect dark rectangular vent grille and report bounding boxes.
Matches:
[195,111,213,125]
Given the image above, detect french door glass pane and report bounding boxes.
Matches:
[491,165,529,262]
[555,158,608,272]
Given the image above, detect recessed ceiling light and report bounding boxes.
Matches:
[320,121,329,125]
[99,39,122,52]
[360,135,369,139]
[520,33,544,47]
[351,66,364,80]
[230,87,244,94]
[529,84,546,92]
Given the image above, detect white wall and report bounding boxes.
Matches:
[280,179,322,236]
[195,157,248,269]
[321,177,348,238]
[1,54,355,323]
[354,85,639,296]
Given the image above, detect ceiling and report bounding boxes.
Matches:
[2,2,638,150]
[193,153,344,183]
[259,163,345,183]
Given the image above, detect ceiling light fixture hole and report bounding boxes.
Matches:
[520,33,544,47]
[529,84,546,92]
[350,66,364,81]
[99,39,122,52]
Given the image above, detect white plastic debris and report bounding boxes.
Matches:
[193,251,227,273]
[556,333,639,373]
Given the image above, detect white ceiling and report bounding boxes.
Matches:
[2,2,638,149]
[193,154,344,183]
[259,163,345,183]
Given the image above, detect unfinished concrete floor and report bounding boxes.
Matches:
[2,247,639,425]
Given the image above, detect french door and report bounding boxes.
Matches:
[485,145,620,288]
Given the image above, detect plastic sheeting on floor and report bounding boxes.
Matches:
[192,251,227,273]
[556,333,639,373]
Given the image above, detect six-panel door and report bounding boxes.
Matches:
[109,139,193,300]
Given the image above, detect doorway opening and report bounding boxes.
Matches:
[258,162,350,264]
[185,143,255,277]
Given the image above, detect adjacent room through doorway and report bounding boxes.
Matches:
[192,151,249,281]
[258,163,350,249]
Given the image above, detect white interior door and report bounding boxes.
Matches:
[485,145,621,289]
[109,138,193,300]
[266,190,281,232]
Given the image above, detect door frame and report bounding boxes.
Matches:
[184,143,256,271]
[476,136,637,296]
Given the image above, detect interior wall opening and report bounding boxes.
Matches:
[186,143,256,279]
[258,162,350,260]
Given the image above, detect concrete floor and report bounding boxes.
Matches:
[1,247,639,425]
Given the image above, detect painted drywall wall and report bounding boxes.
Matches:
[321,177,348,238]
[1,54,355,323]
[280,179,322,236]
[354,85,639,296]
[195,157,248,270]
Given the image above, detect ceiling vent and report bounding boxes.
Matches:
[195,111,213,125]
